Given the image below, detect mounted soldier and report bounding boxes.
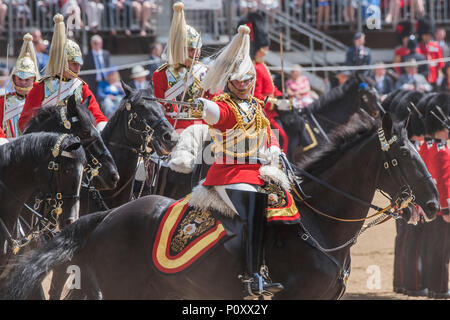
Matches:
[237,9,290,153]
[0,33,40,144]
[19,14,107,133]
[185,25,295,298]
[152,2,208,131]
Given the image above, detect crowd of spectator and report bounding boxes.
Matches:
[0,0,158,36]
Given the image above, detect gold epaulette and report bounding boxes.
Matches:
[212,93,231,103]
[155,63,169,73]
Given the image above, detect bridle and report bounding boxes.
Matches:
[290,125,432,254]
[0,133,82,255]
[103,100,169,201]
[59,106,103,183]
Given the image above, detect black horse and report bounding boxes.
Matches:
[2,113,440,300]
[23,95,119,191]
[79,83,178,215]
[278,73,382,163]
[0,133,86,277]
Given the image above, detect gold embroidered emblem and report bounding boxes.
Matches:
[170,209,216,253]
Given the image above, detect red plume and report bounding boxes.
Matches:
[246,22,255,42]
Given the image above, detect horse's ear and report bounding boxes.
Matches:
[382,112,394,139]
[67,94,76,110]
[121,80,134,98]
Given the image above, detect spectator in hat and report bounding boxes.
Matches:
[345,32,372,75]
[401,35,428,79]
[128,65,150,90]
[373,62,395,95]
[97,67,125,119]
[396,58,432,92]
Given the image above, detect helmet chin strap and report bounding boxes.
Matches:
[64,65,79,79]
[13,83,33,96]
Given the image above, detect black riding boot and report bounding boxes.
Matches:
[226,189,284,298]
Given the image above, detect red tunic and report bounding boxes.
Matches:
[19,80,107,133]
[417,41,444,84]
[202,98,280,187]
[152,66,207,131]
[0,95,8,138]
[431,141,450,214]
[394,46,410,74]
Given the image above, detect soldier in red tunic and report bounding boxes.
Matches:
[394,20,415,75]
[238,9,291,153]
[151,2,207,131]
[421,93,450,299]
[416,16,444,89]
[0,33,40,144]
[19,14,107,133]
[190,25,290,298]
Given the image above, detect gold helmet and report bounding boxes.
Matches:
[166,2,202,66]
[65,39,83,65]
[13,33,40,80]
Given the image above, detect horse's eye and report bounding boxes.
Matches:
[402,150,409,157]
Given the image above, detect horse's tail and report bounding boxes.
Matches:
[1,210,109,300]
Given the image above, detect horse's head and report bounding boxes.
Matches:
[66,95,120,190]
[377,113,440,221]
[120,82,178,156]
[354,72,384,118]
[33,134,87,229]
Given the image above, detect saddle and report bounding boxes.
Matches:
[152,183,300,275]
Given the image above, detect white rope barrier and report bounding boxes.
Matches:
[76,55,450,77]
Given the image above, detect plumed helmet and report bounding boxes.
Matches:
[202,25,255,93]
[237,10,270,58]
[416,15,436,37]
[396,20,414,44]
[394,91,426,138]
[424,92,450,134]
[166,2,202,66]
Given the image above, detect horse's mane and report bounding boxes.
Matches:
[25,104,64,131]
[0,132,85,173]
[306,75,360,114]
[298,114,378,178]
[24,102,95,133]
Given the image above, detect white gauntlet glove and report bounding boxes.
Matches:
[194,98,220,125]
[276,99,292,111]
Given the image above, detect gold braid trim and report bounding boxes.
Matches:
[209,93,271,158]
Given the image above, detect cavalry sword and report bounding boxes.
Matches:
[143,96,198,107]
[305,108,331,143]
